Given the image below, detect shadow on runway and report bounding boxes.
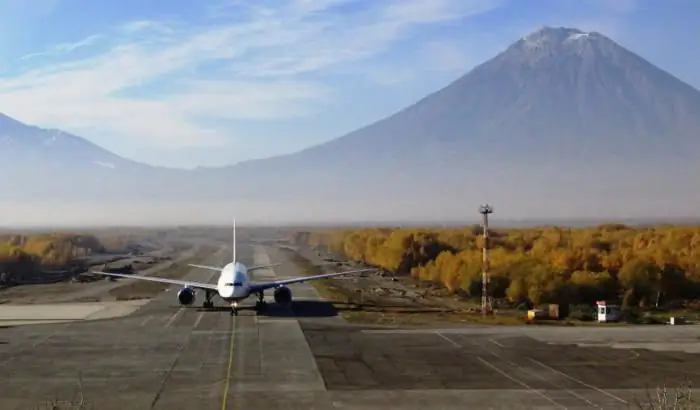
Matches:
[190,300,340,318]
[189,300,451,318]
[332,302,454,315]
[271,300,338,318]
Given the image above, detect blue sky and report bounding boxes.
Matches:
[0,0,697,168]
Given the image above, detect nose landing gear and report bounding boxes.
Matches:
[230,301,239,316]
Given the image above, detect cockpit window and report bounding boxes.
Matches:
[232,282,243,286]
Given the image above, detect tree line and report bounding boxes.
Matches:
[0,233,118,276]
[289,224,700,309]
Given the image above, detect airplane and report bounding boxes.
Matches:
[90,219,376,316]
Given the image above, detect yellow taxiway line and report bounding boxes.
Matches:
[221,315,236,410]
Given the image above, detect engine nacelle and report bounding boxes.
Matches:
[177,287,196,306]
[273,286,292,306]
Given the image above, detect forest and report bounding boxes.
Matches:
[0,232,120,276]
[289,224,700,309]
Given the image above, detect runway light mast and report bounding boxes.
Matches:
[479,204,494,316]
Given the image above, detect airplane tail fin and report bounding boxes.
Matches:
[232,217,237,263]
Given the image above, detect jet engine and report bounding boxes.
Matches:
[177,287,196,306]
[273,286,292,306]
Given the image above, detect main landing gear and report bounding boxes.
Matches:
[202,291,214,309]
[255,292,267,315]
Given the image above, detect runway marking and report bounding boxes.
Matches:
[257,316,264,376]
[140,316,152,327]
[193,312,204,329]
[489,338,504,348]
[221,315,237,410]
[477,357,567,409]
[164,308,185,328]
[434,332,461,348]
[468,336,600,408]
[528,358,629,405]
[192,330,230,335]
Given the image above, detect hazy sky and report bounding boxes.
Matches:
[0,0,697,169]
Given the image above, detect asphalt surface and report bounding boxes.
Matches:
[1,243,700,409]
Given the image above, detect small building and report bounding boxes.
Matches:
[596,301,620,323]
[527,308,548,321]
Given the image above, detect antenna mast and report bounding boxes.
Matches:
[479,204,494,316]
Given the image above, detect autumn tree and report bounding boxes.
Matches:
[293,224,700,308]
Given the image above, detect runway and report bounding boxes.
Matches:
[1,244,700,409]
[0,246,236,409]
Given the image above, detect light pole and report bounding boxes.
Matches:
[479,204,493,316]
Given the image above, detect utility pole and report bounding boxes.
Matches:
[479,204,493,316]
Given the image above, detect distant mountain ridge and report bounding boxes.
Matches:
[1,26,699,222]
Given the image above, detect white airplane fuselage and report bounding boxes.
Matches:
[215,261,252,303]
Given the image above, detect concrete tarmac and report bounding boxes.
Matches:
[0,246,235,410]
[0,243,699,409]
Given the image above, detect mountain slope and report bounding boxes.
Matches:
[217,26,700,212]
[1,26,699,222]
[0,114,193,201]
[0,113,130,169]
[277,26,700,166]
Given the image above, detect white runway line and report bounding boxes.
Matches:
[472,335,602,408]
[434,331,461,348]
[194,312,204,329]
[489,338,504,348]
[476,357,568,409]
[528,358,629,405]
[165,308,185,328]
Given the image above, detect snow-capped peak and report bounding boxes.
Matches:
[519,26,600,49]
[566,32,590,41]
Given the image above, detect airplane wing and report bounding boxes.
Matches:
[249,268,376,293]
[188,264,223,272]
[91,271,218,291]
[248,263,282,272]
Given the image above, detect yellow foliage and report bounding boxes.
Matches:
[0,232,108,274]
[290,224,700,306]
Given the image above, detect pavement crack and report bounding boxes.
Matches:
[150,333,192,409]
